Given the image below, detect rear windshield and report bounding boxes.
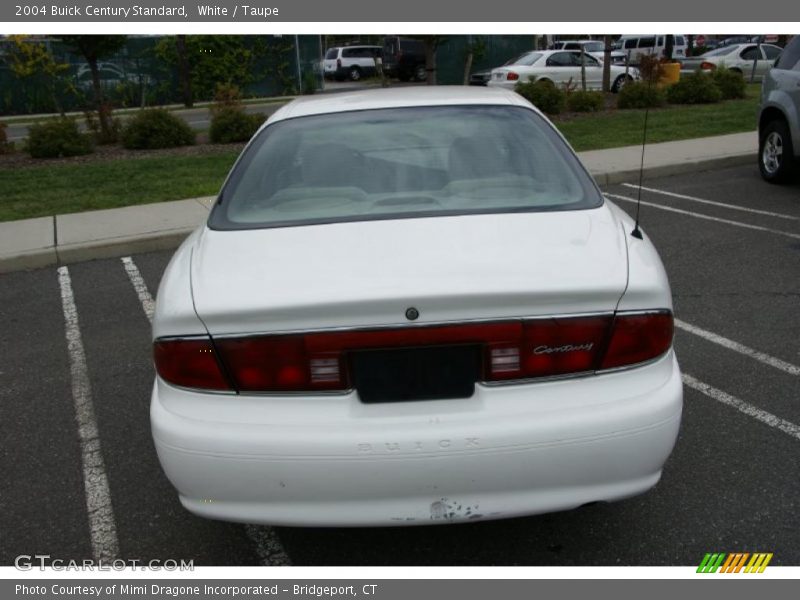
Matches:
[210,105,602,230]
[324,48,338,59]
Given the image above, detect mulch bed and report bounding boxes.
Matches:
[0,136,246,170]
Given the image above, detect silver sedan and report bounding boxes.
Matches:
[679,43,784,81]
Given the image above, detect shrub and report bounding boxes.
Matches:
[26,118,93,158]
[565,90,605,113]
[0,122,15,154]
[121,108,195,149]
[211,82,242,112]
[209,107,265,144]
[514,78,566,115]
[617,81,666,109]
[710,67,746,100]
[637,55,663,84]
[302,70,318,95]
[666,72,722,104]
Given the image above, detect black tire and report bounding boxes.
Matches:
[611,74,631,93]
[414,64,427,82]
[759,119,796,184]
[349,66,362,81]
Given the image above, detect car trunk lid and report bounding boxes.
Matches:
[190,206,628,336]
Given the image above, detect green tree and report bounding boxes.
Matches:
[156,36,270,100]
[602,35,613,93]
[60,35,127,139]
[420,36,445,85]
[6,36,71,115]
[175,35,193,108]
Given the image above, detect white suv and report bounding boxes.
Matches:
[758,36,800,183]
[323,46,382,81]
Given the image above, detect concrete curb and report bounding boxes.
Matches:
[590,153,756,186]
[0,151,757,275]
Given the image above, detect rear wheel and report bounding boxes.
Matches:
[414,64,427,82]
[349,66,362,81]
[611,74,631,93]
[759,119,796,184]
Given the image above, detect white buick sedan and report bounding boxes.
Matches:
[486,50,637,92]
[151,87,682,527]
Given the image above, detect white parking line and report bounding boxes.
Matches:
[57,266,120,561]
[605,193,800,241]
[683,374,800,441]
[121,257,155,322]
[675,319,800,376]
[120,256,292,566]
[621,183,800,221]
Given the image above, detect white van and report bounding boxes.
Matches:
[323,46,382,81]
[613,35,688,64]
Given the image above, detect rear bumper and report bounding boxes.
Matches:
[151,351,682,526]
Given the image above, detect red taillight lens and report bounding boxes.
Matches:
[486,316,610,381]
[600,312,674,370]
[154,312,673,393]
[700,61,716,70]
[215,335,346,393]
[337,58,341,68]
[506,71,520,81]
[154,338,230,391]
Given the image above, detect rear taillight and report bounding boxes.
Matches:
[600,312,674,370]
[487,316,610,381]
[153,311,673,393]
[337,58,341,68]
[506,71,520,81]
[154,338,230,391]
[700,61,716,70]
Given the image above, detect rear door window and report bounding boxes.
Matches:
[762,45,782,60]
[546,52,574,67]
[740,46,760,61]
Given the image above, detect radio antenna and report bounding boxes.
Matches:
[630,47,662,240]
[631,100,648,240]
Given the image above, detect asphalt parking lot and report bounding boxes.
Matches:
[1,163,798,567]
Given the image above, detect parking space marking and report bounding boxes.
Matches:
[121,257,155,322]
[683,374,800,441]
[621,183,800,221]
[120,256,292,566]
[57,266,120,561]
[676,319,800,377]
[605,193,800,241]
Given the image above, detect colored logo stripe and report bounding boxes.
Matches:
[697,553,773,573]
[745,553,773,573]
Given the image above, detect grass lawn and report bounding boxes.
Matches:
[0,85,761,222]
[559,84,760,152]
[0,151,239,222]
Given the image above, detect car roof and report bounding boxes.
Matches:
[269,86,531,122]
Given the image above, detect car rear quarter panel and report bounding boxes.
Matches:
[152,228,208,340]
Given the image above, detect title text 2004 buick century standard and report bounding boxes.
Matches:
[150,87,682,526]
